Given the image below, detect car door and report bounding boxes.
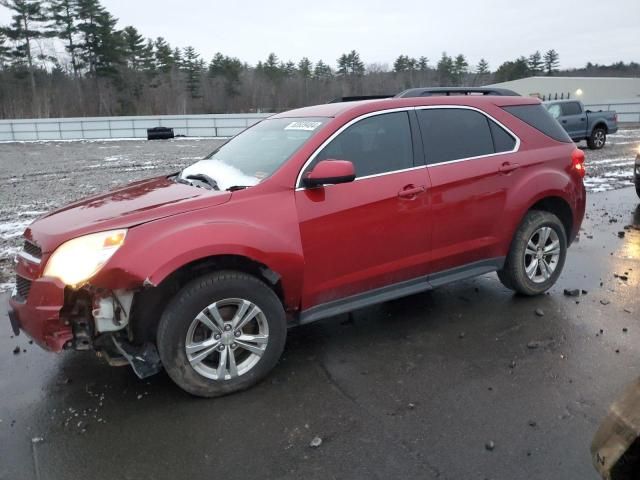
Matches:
[559,101,586,140]
[295,110,432,310]
[416,106,521,274]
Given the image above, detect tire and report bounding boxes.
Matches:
[157,270,287,398]
[587,127,606,149]
[498,210,567,296]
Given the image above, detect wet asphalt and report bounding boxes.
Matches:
[0,187,639,480]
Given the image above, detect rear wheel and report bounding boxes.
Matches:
[587,127,606,149]
[498,210,567,296]
[157,271,286,397]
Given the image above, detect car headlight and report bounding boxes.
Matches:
[43,229,127,287]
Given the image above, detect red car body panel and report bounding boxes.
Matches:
[9,95,586,352]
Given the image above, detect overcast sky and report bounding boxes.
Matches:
[1,0,638,69]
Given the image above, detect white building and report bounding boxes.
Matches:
[489,77,640,122]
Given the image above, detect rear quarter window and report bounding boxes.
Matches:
[417,108,495,164]
[503,104,572,143]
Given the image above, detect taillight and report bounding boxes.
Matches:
[572,149,586,178]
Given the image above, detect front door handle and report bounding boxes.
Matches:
[561,119,567,124]
[398,185,426,198]
[499,162,521,174]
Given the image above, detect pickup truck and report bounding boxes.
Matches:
[544,100,618,149]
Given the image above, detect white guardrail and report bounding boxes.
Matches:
[0,113,272,142]
[0,103,637,142]
[584,102,640,124]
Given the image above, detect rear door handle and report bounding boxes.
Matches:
[561,120,567,124]
[499,162,521,174]
[398,185,426,198]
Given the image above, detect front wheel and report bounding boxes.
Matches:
[587,127,606,149]
[498,210,567,296]
[157,271,287,397]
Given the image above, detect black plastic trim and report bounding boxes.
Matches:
[296,257,505,326]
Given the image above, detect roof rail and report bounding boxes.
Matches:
[396,87,520,98]
[328,95,394,103]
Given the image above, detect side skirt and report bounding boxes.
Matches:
[295,257,505,326]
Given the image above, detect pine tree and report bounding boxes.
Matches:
[172,46,182,67]
[543,49,559,76]
[154,37,173,72]
[48,0,81,76]
[262,52,281,82]
[452,54,468,86]
[476,58,490,75]
[494,56,530,82]
[313,59,332,79]
[122,26,145,70]
[209,52,243,96]
[140,39,155,73]
[418,56,429,71]
[0,29,11,66]
[393,55,410,72]
[436,52,454,85]
[76,0,123,78]
[0,0,49,100]
[282,60,297,77]
[528,51,543,74]
[181,45,201,98]
[337,50,364,76]
[297,57,312,78]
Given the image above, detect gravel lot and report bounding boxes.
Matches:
[0,137,224,287]
[0,128,638,286]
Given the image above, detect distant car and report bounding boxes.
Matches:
[544,100,618,150]
[9,94,586,397]
[635,152,640,198]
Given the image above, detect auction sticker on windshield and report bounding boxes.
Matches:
[284,121,323,131]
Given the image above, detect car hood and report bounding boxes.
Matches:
[25,176,231,252]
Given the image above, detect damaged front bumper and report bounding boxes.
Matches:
[8,274,162,378]
[8,276,71,352]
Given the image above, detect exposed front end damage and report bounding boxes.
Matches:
[9,276,162,379]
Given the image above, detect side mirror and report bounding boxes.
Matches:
[303,160,356,187]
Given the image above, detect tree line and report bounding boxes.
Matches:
[1,0,638,119]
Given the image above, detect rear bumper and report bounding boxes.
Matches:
[8,277,71,352]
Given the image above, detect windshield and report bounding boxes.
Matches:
[180,117,328,190]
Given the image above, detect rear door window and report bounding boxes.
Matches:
[489,120,517,153]
[416,108,497,164]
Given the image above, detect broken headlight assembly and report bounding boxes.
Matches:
[43,229,127,288]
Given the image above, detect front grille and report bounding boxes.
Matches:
[15,276,32,301]
[23,240,42,260]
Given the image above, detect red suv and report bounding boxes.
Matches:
[8,91,586,397]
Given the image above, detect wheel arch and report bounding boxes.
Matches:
[527,196,574,243]
[129,254,290,344]
[592,122,608,134]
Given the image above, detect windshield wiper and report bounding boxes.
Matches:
[184,174,220,191]
[227,185,249,192]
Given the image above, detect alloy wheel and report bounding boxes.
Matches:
[524,226,561,284]
[185,298,269,380]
